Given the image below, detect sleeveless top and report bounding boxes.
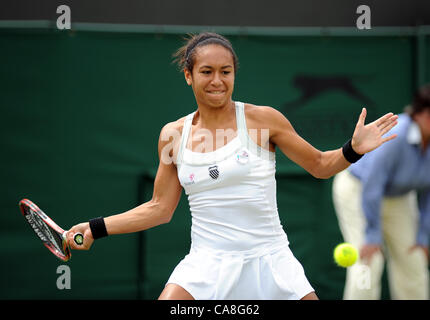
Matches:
[176,101,289,254]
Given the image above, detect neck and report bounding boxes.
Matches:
[194,99,235,130]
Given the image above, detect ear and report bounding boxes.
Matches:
[184,68,192,86]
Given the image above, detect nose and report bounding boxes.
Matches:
[211,72,223,86]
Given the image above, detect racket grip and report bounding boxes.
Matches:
[73,232,84,245]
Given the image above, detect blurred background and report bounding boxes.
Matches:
[0,0,429,300]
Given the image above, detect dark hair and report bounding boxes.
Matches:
[173,32,239,74]
[406,83,430,116]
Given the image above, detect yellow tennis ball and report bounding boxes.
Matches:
[333,243,358,267]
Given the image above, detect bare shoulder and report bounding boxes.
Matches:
[161,116,186,134]
[159,116,188,143]
[243,103,289,130]
[158,116,188,164]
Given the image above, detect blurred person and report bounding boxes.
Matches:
[67,32,398,300]
[332,83,430,300]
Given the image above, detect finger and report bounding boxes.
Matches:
[380,119,398,136]
[68,233,80,250]
[377,115,398,131]
[381,133,397,144]
[64,232,70,247]
[67,233,78,250]
[357,107,367,127]
[69,236,86,250]
[375,112,395,127]
[65,230,74,246]
[376,115,399,129]
[66,230,83,250]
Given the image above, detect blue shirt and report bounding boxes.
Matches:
[348,113,430,246]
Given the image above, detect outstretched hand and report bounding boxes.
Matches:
[351,108,398,155]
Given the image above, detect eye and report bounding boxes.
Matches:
[201,70,211,74]
[222,71,231,75]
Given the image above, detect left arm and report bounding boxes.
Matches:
[264,107,398,179]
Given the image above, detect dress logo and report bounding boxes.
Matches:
[184,173,195,186]
[208,165,219,180]
[236,150,249,164]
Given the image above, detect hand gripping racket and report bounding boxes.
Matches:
[19,199,83,262]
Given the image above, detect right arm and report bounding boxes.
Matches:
[249,105,397,179]
[68,122,183,250]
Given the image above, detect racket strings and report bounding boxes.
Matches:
[47,223,66,254]
[25,207,67,257]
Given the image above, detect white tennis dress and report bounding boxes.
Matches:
[166,101,314,300]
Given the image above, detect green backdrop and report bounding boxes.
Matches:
[0,26,428,300]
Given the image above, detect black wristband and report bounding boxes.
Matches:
[342,139,364,163]
[89,217,108,240]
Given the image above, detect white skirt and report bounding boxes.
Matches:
[166,243,314,300]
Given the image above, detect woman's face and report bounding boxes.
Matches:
[184,44,235,109]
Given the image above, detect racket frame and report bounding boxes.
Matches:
[19,199,74,262]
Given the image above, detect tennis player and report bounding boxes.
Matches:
[67,32,398,300]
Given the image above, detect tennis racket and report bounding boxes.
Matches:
[19,198,84,262]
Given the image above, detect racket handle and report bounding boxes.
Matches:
[73,232,84,245]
